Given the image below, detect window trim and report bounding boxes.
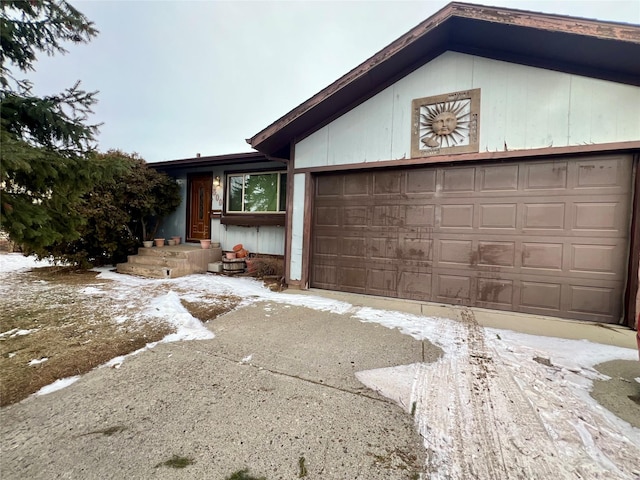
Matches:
[221,169,287,226]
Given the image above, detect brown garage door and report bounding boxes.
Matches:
[311,154,633,323]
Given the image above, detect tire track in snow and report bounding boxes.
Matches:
[411,308,636,479]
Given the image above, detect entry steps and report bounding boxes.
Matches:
[116,244,222,279]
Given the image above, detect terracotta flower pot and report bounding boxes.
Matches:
[171,236,181,245]
[232,244,243,252]
[225,251,237,259]
[236,248,248,258]
[200,239,211,249]
[154,238,165,247]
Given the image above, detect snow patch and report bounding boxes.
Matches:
[33,376,80,396]
[28,358,48,366]
[80,286,105,295]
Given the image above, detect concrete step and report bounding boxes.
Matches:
[127,255,189,267]
[116,262,170,279]
[116,245,222,279]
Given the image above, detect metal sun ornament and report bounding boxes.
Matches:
[419,100,471,149]
[411,89,480,158]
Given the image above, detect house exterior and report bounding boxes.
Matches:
[244,2,640,328]
[151,152,288,257]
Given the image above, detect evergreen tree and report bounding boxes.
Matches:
[45,151,181,268]
[0,0,101,252]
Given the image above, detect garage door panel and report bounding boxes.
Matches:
[575,157,630,191]
[521,242,564,270]
[524,162,568,190]
[570,243,624,276]
[398,271,432,298]
[367,268,398,294]
[569,284,622,319]
[316,207,339,226]
[311,154,632,323]
[478,204,517,229]
[439,239,473,265]
[479,164,519,191]
[373,171,402,194]
[406,205,435,226]
[316,176,343,196]
[476,241,516,267]
[522,203,566,229]
[435,274,472,302]
[476,278,514,306]
[314,235,339,255]
[572,201,626,232]
[406,169,437,193]
[442,167,476,192]
[440,204,474,228]
[312,264,338,289]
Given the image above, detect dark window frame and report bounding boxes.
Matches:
[221,168,287,227]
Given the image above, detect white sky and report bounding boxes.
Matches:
[26,0,640,162]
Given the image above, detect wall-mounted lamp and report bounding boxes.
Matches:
[213,176,221,187]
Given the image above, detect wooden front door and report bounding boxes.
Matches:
[187,174,212,241]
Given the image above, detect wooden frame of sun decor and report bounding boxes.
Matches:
[411,88,480,158]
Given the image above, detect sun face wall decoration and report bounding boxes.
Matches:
[411,89,480,158]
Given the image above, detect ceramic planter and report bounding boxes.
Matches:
[143,241,153,248]
[154,238,165,247]
[200,239,211,249]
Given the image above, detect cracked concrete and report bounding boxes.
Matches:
[1,301,441,479]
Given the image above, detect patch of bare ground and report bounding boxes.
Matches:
[0,267,173,406]
[181,295,242,322]
[591,359,640,428]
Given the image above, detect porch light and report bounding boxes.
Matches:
[213,176,221,187]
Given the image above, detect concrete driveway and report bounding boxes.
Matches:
[1,288,638,479]
[0,300,439,479]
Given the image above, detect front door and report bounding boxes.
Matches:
[187,174,212,241]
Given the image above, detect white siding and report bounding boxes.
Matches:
[295,52,640,168]
[289,173,306,281]
[217,223,285,256]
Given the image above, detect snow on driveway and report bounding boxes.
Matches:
[2,253,639,478]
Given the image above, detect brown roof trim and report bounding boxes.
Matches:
[292,141,640,174]
[149,151,285,171]
[247,2,640,157]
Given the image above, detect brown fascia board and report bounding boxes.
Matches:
[247,1,640,157]
[149,151,286,171]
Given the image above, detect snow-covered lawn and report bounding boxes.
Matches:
[1,253,639,478]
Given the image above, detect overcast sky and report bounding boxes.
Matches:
[28,0,640,162]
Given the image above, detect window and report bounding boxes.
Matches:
[226,171,287,213]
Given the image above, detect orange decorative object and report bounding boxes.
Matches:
[236,248,248,258]
[232,244,244,252]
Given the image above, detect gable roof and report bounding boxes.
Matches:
[247,1,640,158]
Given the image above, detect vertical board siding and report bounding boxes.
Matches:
[295,52,640,169]
[219,224,285,256]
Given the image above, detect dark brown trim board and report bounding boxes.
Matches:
[625,154,640,329]
[293,142,640,175]
[301,173,314,290]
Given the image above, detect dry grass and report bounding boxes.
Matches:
[1,263,244,407]
[0,267,173,406]
[181,295,242,323]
